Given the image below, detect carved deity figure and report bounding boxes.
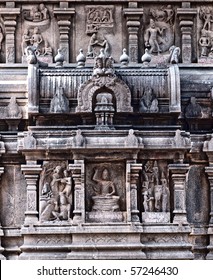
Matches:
[41,41,52,56]
[22,29,31,56]
[185,97,202,118]
[200,7,213,31]
[163,5,174,25]
[39,3,49,20]
[6,96,22,118]
[139,87,159,113]
[144,19,166,54]
[91,167,120,212]
[73,129,85,147]
[124,129,138,147]
[30,27,43,55]
[93,168,115,196]
[23,131,36,149]
[199,31,210,57]
[39,164,73,222]
[49,87,69,113]
[142,161,169,213]
[87,33,110,57]
[32,5,42,22]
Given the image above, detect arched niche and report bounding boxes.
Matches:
[76,75,133,113]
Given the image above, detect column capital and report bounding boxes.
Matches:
[168,163,189,173]
[21,164,42,176]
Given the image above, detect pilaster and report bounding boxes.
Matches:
[177,3,197,63]
[124,4,143,64]
[69,160,85,223]
[127,162,142,222]
[204,166,213,259]
[0,167,6,259]
[21,163,42,225]
[54,3,75,63]
[169,164,189,224]
[0,6,20,63]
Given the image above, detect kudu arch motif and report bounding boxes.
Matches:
[76,53,133,113]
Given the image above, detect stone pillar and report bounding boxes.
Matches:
[177,3,197,63]
[130,163,142,222]
[21,164,42,225]
[169,164,189,224]
[124,4,143,63]
[205,166,213,259]
[69,160,85,223]
[0,5,20,63]
[54,2,75,63]
[0,167,6,259]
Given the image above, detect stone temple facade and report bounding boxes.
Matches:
[0,0,213,260]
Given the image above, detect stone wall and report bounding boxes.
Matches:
[0,1,212,260]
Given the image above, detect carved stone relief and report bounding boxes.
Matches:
[85,6,114,59]
[198,6,213,62]
[86,6,114,34]
[141,160,170,223]
[185,97,203,118]
[49,87,69,113]
[85,162,126,218]
[139,86,159,113]
[21,4,53,63]
[143,5,175,64]
[76,55,133,113]
[39,161,73,222]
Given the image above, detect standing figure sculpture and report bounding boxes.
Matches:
[144,19,165,54]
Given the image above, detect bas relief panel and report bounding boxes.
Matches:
[85,162,126,213]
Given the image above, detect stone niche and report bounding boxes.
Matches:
[141,160,171,223]
[75,4,123,63]
[16,3,57,63]
[85,161,126,223]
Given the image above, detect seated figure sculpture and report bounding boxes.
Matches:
[92,167,120,211]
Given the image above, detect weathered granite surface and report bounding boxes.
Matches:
[0,0,212,260]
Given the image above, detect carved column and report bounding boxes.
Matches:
[21,164,42,225]
[177,4,197,63]
[124,5,143,63]
[205,167,213,259]
[0,167,6,259]
[0,6,20,63]
[169,164,189,224]
[69,160,85,223]
[126,161,141,222]
[54,3,75,63]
